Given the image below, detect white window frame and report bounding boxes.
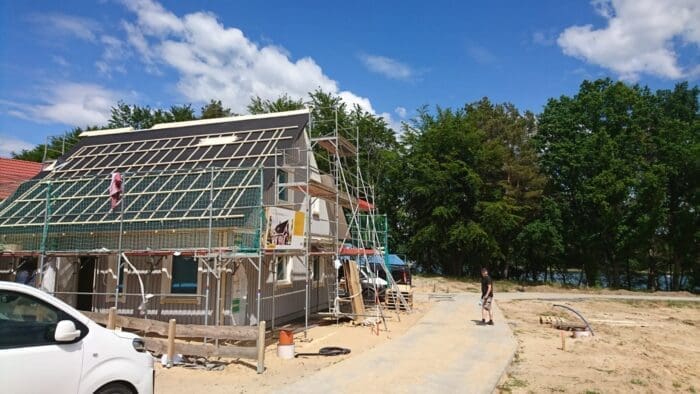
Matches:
[160,255,202,304]
[274,256,293,287]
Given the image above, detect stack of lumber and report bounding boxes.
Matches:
[386,284,413,310]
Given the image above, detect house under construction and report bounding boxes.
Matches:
[0,108,406,329]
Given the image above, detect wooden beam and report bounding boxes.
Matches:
[167,319,176,368]
[81,311,258,340]
[257,321,266,374]
[144,337,258,360]
[107,307,116,330]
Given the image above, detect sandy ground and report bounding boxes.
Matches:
[153,276,698,393]
[496,298,700,393]
[155,302,427,394]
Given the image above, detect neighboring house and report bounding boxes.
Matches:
[0,158,43,200]
[0,109,349,327]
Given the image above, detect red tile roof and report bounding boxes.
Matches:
[0,158,43,199]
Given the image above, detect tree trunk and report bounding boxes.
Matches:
[647,257,656,292]
[609,250,620,288]
[626,259,632,290]
[672,258,681,291]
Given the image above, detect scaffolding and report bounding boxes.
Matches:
[305,110,412,320]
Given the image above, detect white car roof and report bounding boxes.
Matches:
[0,281,92,325]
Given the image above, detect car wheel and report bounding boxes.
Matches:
[361,287,376,302]
[95,382,135,394]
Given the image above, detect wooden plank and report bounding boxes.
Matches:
[256,321,266,374]
[167,319,176,368]
[81,311,257,340]
[144,337,258,360]
[553,322,588,331]
[343,260,365,319]
[107,307,116,330]
[175,324,257,341]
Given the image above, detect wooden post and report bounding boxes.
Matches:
[167,319,176,368]
[560,331,566,351]
[256,320,266,374]
[107,307,117,330]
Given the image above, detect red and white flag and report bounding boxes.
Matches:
[109,172,123,210]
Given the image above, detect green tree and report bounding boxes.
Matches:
[169,104,196,122]
[108,101,158,129]
[108,101,197,129]
[200,99,233,119]
[536,79,698,290]
[653,83,699,290]
[247,94,304,114]
[13,127,92,162]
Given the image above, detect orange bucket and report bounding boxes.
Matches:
[278,329,294,345]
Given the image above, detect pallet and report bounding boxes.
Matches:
[539,315,568,325]
[385,285,413,310]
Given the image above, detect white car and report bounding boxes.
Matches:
[0,281,154,394]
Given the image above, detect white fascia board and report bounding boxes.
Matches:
[150,108,311,130]
[79,127,134,137]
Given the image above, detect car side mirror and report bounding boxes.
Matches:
[54,320,81,342]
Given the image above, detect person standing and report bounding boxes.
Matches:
[480,267,494,325]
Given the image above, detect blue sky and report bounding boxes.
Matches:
[1,0,698,157]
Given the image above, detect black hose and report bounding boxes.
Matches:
[294,347,351,357]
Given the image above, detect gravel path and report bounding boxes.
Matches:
[284,293,517,394]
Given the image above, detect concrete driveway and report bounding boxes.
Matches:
[284,293,517,394]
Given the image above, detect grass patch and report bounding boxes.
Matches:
[630,378,646,386]
[673,382,682,388]
[689,386,696,393]
[584,390,601,394]
[498,375,528,392]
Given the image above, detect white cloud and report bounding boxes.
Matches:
[30,13,99,42]
[394,106,407,118]
[532,30,556,46]
[96,35,128,76]
[119,0,378,114]
[359,54,413,80]
[2,83,118,127]
[557,0,700,81]
[0,135,35,158]
[467,45,498,65]
[52,56,69,67]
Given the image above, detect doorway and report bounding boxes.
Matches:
[76,257,96,311]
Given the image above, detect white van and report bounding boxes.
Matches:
[0,282,154,394]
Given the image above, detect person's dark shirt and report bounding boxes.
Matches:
[481,275,493,298]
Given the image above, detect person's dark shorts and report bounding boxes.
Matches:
[482,296,493,311]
